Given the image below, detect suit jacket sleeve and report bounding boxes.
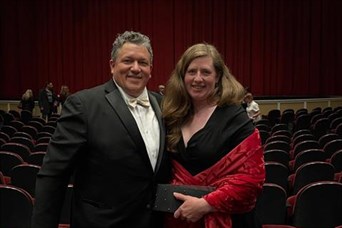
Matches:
[32,93,87,227]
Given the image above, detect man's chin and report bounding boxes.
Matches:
[126,86,145,97]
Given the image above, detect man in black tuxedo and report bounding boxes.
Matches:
[32,31,171,228]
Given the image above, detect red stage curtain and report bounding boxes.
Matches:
[0,0,341,99]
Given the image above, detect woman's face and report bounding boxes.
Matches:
[184,56,218,102]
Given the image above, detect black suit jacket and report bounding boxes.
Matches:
[32,80,171,228]
[38,88,57,114]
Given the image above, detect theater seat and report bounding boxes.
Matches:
[324,139,342,158]
[1,142,31,161]
[288,161,335,195]
[0,185,34,228]
[265,162,289,193]
[26,152,46,166]
[290,181,342,228]
[289,149,326,172]
[0,151,25,183]
[264,150,290,168]
[290,140,320,160]
[256,183,288,225]
[10,164,40,197]
[264,141,291,154]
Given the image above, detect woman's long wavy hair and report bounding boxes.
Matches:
[22,89,33,100]
[162,43,245,152]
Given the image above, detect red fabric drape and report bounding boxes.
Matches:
[164,130,265,228]
[0,0,341,99]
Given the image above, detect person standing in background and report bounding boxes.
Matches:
[57,85,71,106]
[18,89,35,113]
[244,92,261,123]
[32,31,170,228]
[161,43,264,228]
[38,82,58,121]
[57,85,71,113]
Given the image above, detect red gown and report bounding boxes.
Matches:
[164,129,265,228]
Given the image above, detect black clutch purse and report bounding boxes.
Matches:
[153,184,215,213]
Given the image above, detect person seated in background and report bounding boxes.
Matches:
[244,92,261,122]
[18,89,35,113]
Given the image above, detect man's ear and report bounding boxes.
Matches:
[109,59,115,74]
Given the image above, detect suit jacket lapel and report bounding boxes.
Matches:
[104,81,153,171]
[148,92,165,173]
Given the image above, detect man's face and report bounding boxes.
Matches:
[109,43,152,97]
[47,83,53,91]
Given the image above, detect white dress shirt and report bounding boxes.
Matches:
[114,80,160,170]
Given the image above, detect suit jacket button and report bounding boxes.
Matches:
[146,204,151,209]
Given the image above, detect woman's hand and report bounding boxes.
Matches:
[173,192,215,222]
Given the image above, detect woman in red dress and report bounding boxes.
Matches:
[162,43,265,228]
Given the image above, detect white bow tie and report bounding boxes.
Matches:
[128,97,150,108]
